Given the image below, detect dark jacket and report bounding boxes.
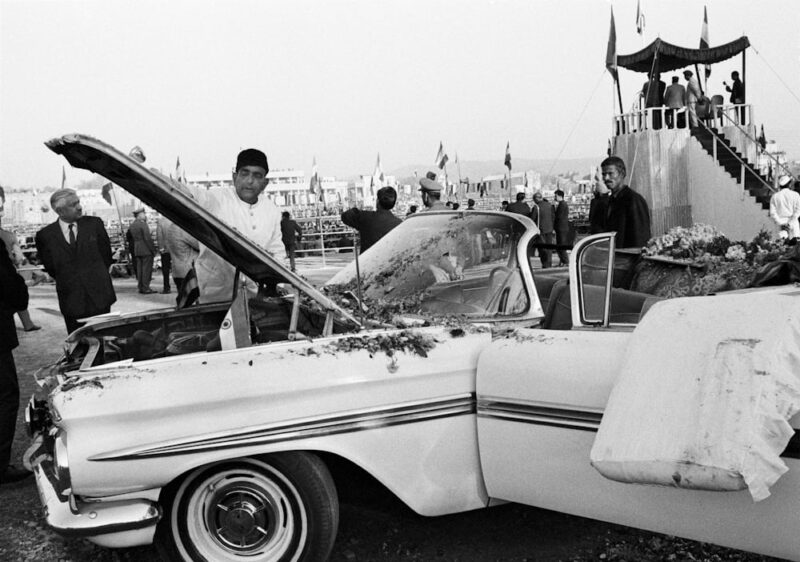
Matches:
[606,186,652,249]
[341,208,402,252]
[0,243,28,353]
[589,193,610,234]
[280,218,303,248]
[506,201,531,216]
[35,216,116,318]
[726,78,745,104]
[129,218,156,257]
[532,200,555,234]
[554,200,570,237]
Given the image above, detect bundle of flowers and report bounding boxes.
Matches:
[643,224,785,266]
[634,225,790,297]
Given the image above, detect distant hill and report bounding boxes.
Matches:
[388,157,600,184]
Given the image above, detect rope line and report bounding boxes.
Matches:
[751,44,800,106]
[546,68,607,177]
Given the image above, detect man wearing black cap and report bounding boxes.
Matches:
[419,171,446,211]
[193,148,284,303]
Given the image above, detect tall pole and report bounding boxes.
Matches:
[456,156,463,201]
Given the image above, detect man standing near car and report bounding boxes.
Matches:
[0,237,32,484]
[601,156,651,249]
[419,172,447,211]
[35,189,116,334]
[532,192,555,268]
[553,189,570,267]
[129,208,156,294]
[280,211,304,271]
[341,186,402,253]
[156,215,173,294]
[193,148,284,303]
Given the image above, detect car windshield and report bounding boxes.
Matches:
[326,212,531,320]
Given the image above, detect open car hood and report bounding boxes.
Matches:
[46,133,359,328]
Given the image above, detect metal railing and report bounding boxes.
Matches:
[613,103,753,134]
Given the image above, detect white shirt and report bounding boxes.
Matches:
[58,218,77,243]
[769,188,800,239]
[192,187,284,303]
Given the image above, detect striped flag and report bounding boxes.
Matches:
[504,142,512,171]
[700,6,711,78]
[636,0,645,35]
[434,142,449,169]
[605,7,618,81]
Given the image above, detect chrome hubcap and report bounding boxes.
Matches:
[211,487,275,551]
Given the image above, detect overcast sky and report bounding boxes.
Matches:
[1,0,799,188]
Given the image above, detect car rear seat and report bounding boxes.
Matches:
[533,273,569,312]
[541,279,663,330]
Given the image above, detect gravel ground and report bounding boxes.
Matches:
[0,273,788,561]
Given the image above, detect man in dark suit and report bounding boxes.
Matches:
[129,208,156,294]
[341,186,402,253]
[280,211,304,272]
[505,192,531,216]
[553,189,571,266]
[0,237,32,484]
[35,189,116,334]
[532,192,555,269]
[601,156,652,249]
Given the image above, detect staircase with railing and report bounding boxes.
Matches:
[689,126,773,210]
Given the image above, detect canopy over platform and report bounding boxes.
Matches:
[617,36,750,74]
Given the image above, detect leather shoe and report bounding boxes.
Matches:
[1,464,33,484]
[140,289,156,294]
[24,325,42,332]
[161,290,171,294]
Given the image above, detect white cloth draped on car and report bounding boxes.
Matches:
[590,290,800,501]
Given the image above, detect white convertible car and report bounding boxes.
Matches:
[25,134,800,561]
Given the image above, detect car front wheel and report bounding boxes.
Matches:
[156,452,338,561]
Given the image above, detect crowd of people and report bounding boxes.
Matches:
[641,69,745,129]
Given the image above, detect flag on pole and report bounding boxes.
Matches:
[504,142,512,171]
[700,6,711,78]
[636,0,645,35]
[758,124,767,150]
[308,157,321,195]
[101,183,114,205]
[605,7,618,81]
[61,166,66,189]
[434,142,449,169]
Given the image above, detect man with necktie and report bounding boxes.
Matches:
[35,189,116,334]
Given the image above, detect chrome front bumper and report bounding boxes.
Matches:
[25,435,162,546]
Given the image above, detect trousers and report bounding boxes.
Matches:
[0,351,19,474]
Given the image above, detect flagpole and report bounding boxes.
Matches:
[456,154,463,201]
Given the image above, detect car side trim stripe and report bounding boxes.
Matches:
[90,394,476,461]
[477,400,800,459]
[477,400,603,432]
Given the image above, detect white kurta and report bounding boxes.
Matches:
[769,188,800,239]
[192,188,284,303]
